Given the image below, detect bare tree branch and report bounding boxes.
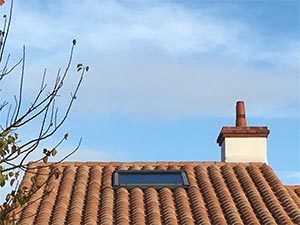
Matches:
[0,0,13,63]
[0,1,89,223]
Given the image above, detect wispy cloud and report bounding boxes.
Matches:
[2,0,299,119]
[9,1,299,64]
[56,148,130,162]
[278,170,300,185]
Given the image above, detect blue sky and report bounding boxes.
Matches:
[1,0,299,189]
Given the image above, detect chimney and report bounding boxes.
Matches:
[217,101,270,163]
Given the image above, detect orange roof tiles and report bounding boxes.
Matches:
[13,161,300,224]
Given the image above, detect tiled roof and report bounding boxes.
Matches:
[285,185,300,208]
[14,161,300,224]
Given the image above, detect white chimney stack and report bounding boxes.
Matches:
[217,101,270,163]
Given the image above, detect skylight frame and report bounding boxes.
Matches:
[113,170,189,190]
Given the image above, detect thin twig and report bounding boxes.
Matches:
[0,0,13,62]
[14,46,25,123]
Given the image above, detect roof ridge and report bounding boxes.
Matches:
[27,161,266,168]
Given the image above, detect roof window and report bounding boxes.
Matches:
[113,170,189,189]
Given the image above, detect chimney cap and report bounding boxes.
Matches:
[216,126,269,146]
[216,101,270,146]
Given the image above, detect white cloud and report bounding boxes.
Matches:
[7,0,298,63]
[55,148,130,162]
[1,0,298,119]
[72,55,299,118]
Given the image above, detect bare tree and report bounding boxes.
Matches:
[0,1,88,223]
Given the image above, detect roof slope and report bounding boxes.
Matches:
[14,162,300,225]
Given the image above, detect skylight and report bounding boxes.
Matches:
[113,170,189,189]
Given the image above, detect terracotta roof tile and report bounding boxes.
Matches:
[285,185,300,209]
[207,165,243,225]
[13,161,300,225]
[145,188,161,225]
[82,166,102,225]
[221,165,260,225]
[234,164,278,224]
[195,165,228,224]
[160,187,177,225]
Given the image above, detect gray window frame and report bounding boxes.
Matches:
[113,170,189,190]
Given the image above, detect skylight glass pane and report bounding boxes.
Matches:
[113,170,189,189]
